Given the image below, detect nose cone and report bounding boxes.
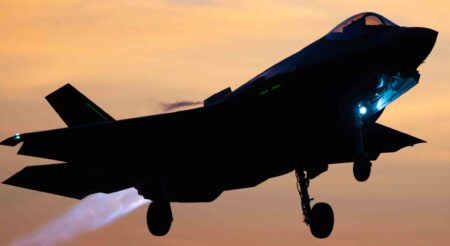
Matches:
[406,27,438,51]
[411,27,438,66]
[407,27,438,38]
[390,27,438,69]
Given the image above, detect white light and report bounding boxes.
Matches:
[378,77,384,88]
[359,106,367,115]
[14,133,21,140]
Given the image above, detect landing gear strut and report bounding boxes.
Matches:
[351,113,372,182]
[295,169,334,238]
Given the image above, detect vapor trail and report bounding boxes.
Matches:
[10,188,150,246]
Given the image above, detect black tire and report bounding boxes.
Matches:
[309,202,334,239]
[147,202,173,236]
[353,158,372,182]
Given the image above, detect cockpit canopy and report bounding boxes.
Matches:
[326,12,398,40]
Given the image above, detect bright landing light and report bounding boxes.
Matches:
[359,106,367,115]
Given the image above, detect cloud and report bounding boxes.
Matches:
[160,100,203,111]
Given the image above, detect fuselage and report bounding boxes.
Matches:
[224,22,437,120]
[2,12,437,203]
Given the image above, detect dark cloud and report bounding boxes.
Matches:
[160,100,203,112]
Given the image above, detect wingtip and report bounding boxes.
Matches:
[2,176,14,185]
[1,134,23,146]
[412,137,426,146]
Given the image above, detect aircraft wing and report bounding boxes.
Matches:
[309,123,425,165]
[1,123,424,200]
[0,83,213,161]
[365,123,425,154]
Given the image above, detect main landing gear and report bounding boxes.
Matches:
[295,169,334,238]
[147,201,173,236]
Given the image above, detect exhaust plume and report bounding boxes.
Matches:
[161,100,202,112]
[10,188,150,246]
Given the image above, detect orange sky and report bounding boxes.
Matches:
[1,1,449,245]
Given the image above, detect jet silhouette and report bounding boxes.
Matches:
[1,12,437,238]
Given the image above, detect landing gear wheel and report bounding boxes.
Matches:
[309,202,334,239]
[295,170,334,238]
[147,202,173,236]
[353,155,372,182]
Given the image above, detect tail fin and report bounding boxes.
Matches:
[46,84,114,127]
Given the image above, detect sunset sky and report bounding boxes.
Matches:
[1,0,449,245]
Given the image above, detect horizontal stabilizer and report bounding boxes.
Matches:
[46,84,114,127]
[3,164,133,199]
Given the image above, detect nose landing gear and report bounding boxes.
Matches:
[351,113,372,182]
[295,170,334,238]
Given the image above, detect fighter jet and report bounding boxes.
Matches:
[1,12,437,238]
